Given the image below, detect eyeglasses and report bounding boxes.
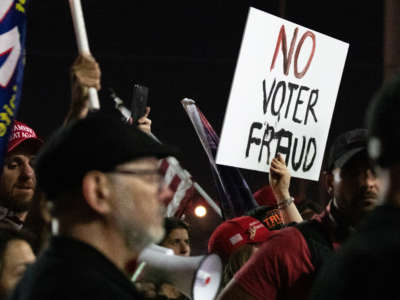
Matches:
[111,169,164,186]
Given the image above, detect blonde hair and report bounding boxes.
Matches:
[222,244,254,287]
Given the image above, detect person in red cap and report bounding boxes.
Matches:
[208,216,271,265]
[217,129,381,300]
[208,154,302,257]
[0,121,43,229]
[208,215,272,287]
[208,154,303,286]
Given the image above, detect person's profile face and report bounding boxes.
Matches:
[0,239,36,297]
[161,228,190,257]
[110,157,172,250]
[331,152,380,225]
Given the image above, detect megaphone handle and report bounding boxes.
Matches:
[131,261,147,282]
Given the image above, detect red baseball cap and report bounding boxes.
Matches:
[208,216,271,262]
[253,185,277,207]
[7,121,43,153]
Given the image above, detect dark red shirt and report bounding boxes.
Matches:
[234,205,343,300]
[235,226,314,300]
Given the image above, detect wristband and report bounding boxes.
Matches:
[277,197,294,209]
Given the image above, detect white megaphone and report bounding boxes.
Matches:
[133,244,222,300]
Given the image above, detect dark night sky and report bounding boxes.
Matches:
[19,1,384,254]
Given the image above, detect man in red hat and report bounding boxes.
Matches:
[217,129,380,300]
[208,215,273,288]
[0,121,43,229]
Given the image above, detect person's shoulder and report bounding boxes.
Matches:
[12,253,107,298]
[343,207,400,256]
[262,225,308,249]
[310,240,380,300]
[310,218,400,300]
[252,226,312,267]
[13,276,140,300]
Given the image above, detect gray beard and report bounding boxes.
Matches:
[116,216,165,254]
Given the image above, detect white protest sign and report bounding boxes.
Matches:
[216,7,349,181]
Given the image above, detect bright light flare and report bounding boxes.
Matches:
[194,205,207,218]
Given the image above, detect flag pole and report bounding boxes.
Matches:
[181,98,232,207]
[193,182,222,217]
[181,98,259,219]
[69,0,100,110]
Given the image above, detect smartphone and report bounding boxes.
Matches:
[130,84,149,124]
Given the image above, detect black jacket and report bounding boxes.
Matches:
[309,205,400,300]
[10,236,143,300]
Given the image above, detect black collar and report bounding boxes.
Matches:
[47,235,137,292]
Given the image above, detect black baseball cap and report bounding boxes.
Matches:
[36,112,178,199]
[326,129,367,171]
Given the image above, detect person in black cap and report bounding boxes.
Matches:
[9,113,176,300]
[217,128,380,300]
[309,74,400,300]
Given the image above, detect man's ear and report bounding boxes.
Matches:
[82,171,112,215]
[324,170,334,196]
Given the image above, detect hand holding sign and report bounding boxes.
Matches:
[269,153,291,202]
[269,153,303,223]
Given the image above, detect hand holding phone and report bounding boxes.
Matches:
[131,84,149,125]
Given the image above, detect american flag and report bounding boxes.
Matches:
[159,156,222,218]
[0,0,30,173]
